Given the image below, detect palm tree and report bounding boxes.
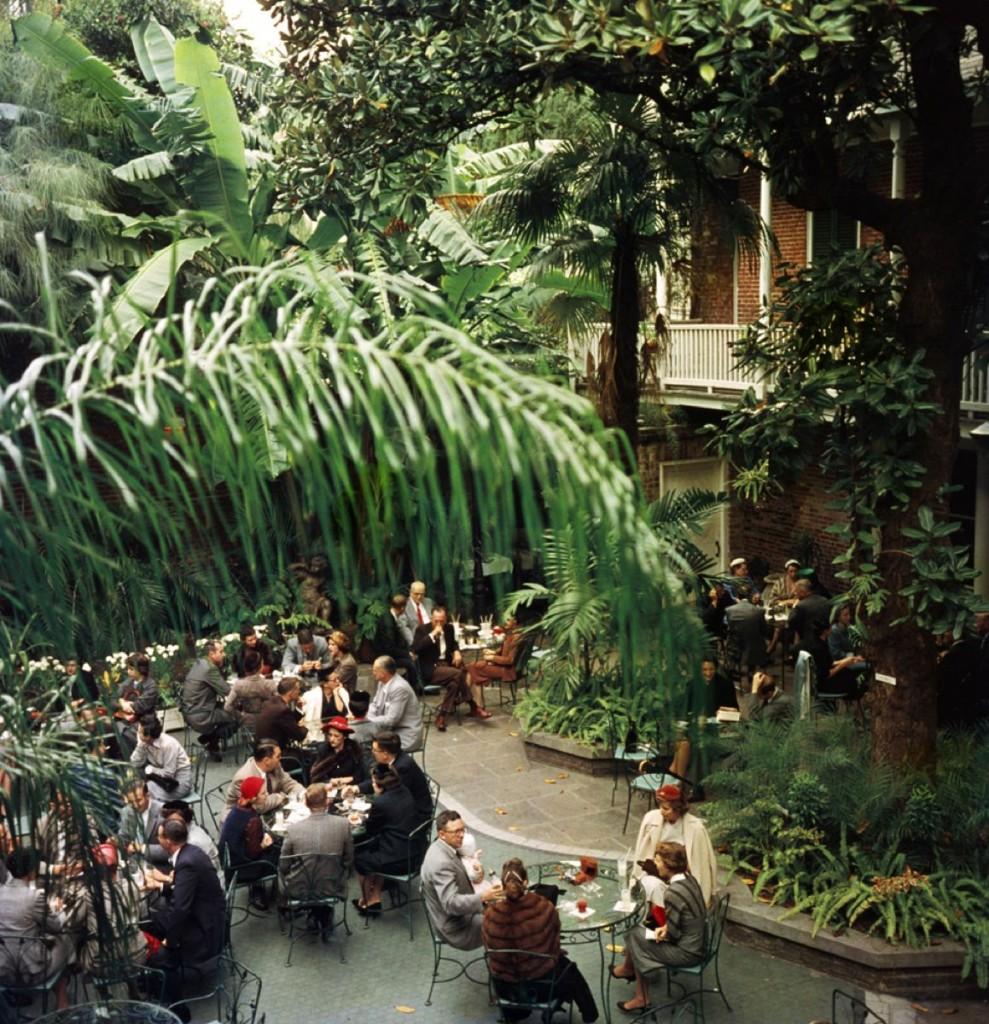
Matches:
[467,96,759,456]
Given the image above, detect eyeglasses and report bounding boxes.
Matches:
[443,827,466,835]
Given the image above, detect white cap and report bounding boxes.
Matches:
[784,558,800,569]
[729,557,746,569]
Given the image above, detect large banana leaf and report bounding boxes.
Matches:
[130,19,181,97]
[109,237,212,340]
[113,151,176,183]
[173,38,252,254]
[418,207,490,266]
[12,13,158,151]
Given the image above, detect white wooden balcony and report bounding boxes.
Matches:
[571,321,989,416]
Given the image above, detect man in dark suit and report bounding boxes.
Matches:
[373,594,420,690]
[118,779,168,867]
[413,606,491,731]
[725,584,770,685]
[353,731,432,825]
[788,580,832,653]
[148,819,226,1020]
[254,677,307,750]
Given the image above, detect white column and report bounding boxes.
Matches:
[889,117,906,200]
[975,450,989,598]
[758,170,773,312]
[655,267,668,318]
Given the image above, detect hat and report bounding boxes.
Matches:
[240,776,264,801]
[92,842,118,869]
[784,558,800,569]
[656,783,682,803]
[322,716,353,734]
[729,557,746,569]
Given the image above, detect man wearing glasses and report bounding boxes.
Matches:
[421,809,502,950]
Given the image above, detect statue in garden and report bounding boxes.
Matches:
[289,553,333,625]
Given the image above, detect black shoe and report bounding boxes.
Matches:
[249,892,269,912]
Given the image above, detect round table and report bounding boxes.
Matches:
[533,861,643,1024]
[35,1002,181,1024]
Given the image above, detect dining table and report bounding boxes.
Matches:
[532,860,643,1024]
[266,793,370,841]
[34,1001,181,1024]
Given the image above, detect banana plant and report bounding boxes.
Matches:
[13,13,271,339]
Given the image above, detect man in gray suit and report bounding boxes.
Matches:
[367,657,423,753]
[0,848,73,1010]
[118,779,168,867]
[278,785,354,908]
[725,583,770,686]
[181,640,237,760]
[223,741,305,819]
[403,581,435,637]
[420,810,502,950]
[281,628,332,685]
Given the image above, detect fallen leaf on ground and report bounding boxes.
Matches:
[557,772,569,779]
[508,826,520,832]
[515,767,524,772]
[605,944,624,954]
[509,731,519,737]
[394,1007,416,1014]
[910,1006,930,1014]
[495,807,508,815]
[544,778,557,784]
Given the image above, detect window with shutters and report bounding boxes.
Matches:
[809,209,859,265]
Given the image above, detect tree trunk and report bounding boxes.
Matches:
[601,225,640,457]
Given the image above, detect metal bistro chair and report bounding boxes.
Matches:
[484,949,571,1024]
[0,933,70,1019]
[204,779,234,837]
[664,891,732,1021]
[606,708,653,808]
[220,846,279,925]
[423,888,488,1006]
[84,961,166,1006]
[496,636,535,708]
[277,853,352,966]
[183,752,209,823]
[376,818,432,940]
[831,989,887,1024]
[214,956,265,1024]
[411,705,432,773]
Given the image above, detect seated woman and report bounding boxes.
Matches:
[223,649,276,734]
[302,669,349,728]
[631,784,717,907]
[115,653,160,757]
[698,657,738,717]
[465,615,521,709]
[328,631,359,691]
[613,842,707,1013]
[129,714,192,801]
[483,857,598,1023]
[310,716,367,787]
[805,620,868,700]
[352,764,419,917]
[218,776,277,911]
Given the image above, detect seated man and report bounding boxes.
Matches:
[118,778,167,868]
[347,690,376,776]
[130,714,193,801]
[224,741,305,819]
[160,800,222,878]
[787,580,831,654]
[740,670,794,723]
[413,607,491,731]
[0,848,73,1011]
[254,677,308,750]
[181,640,238,761]
[223,649,276,734]
[352,730,432,825]
[230,623,275,678]
[281,628,331,686]
[421,810,502,950]
[147,819,226,1022]
[278,784,354,926]
[367,656,423,753]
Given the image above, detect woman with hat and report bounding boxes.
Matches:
[631,783,717,907]
[310,716,367,787]
[218,776,277,911]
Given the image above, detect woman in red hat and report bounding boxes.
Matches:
[631,783,717,907]
[218,776,277,911]
[310,716,367,787]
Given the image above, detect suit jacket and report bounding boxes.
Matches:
[224,757,305,817]
[421,838,483,950]
[278,811,354,899]
[281,635,331,680]
[404,596,435,637]
[725,599,769,668]
[181,658,231,732]
[359,785,420,870]
[788,593,831,648]
[118,675,160,718]
[412,622,460,682]
[155,843,226,962]
[357,752,431,824]
[118,797,167,864]
[374,610,412,658]
[254,695,307,748]
[367,674,423,753]
[223,673,277,732]
[0,879,70,980]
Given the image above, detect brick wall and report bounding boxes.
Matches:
[689,194,736,322]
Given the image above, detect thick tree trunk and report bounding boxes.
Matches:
[602,226,640,457]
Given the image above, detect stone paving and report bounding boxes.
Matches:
[180,684,988,1024]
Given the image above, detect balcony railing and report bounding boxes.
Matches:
[571,322,989,414]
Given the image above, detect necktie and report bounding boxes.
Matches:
[417,602,425,624]
[265,773,273,794]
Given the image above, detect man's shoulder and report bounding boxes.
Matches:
[232,759,258,781]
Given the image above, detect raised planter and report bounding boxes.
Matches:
[162,707,184,733]
[722,876,983,1001]
[522,728,615,776]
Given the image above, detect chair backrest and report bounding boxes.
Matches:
[278,852,348,902]
[217,955,264,1024]
[831,989,887,1024]
[205,779,233,835]
[425,774,441,819]
[87,961,166,1004]
[406,818,432,877]
[703,890,731,965]
[484,948,560,1012]
[191,750,209,791]
[0,933,56,988]
[513,637,535,675]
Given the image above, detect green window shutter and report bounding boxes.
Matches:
[811,209,858,264]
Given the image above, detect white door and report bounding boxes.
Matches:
[658,458,727,570]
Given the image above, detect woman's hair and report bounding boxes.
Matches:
[126,653,150,676]
[654,841,689,875]
[500,857,529,901]
[330,630,351,653]
[371,764,400,790]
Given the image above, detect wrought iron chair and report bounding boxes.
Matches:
[423,891,488,1006]
[277,853,351,965]
[664,890,732,1019]
[831,988,887,1024]
[484,948,571,1023]
[0,933,70,1019]
[375,818,432,940]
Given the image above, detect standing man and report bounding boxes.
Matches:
[421,810,502,951]
[281,628,331,686]
[404,581,435,636]
[181,640,237,761]
[724,584,770,688]
[374,594,419,689]
[147,819,226,1021]
[414,607,491,731]
[367,656,423,752]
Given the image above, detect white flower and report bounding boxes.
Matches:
[82,663,91,672]
[254,624,267,634]
[222,633,240,644]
